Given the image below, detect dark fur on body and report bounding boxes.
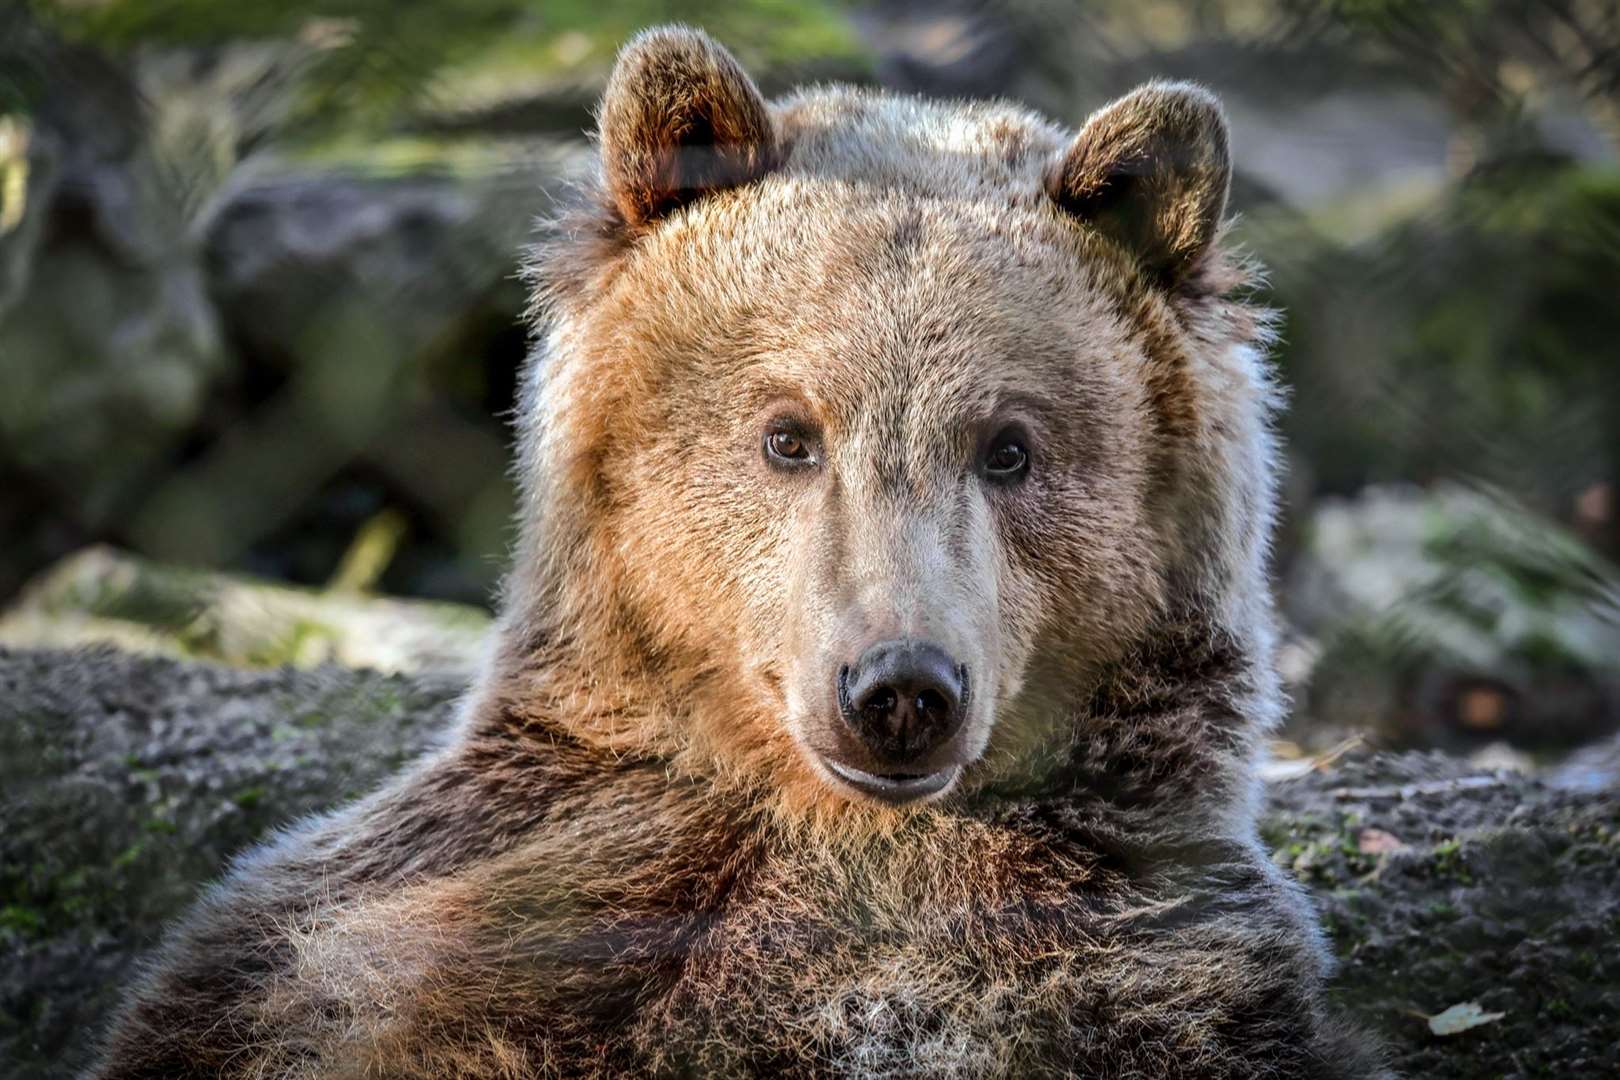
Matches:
[92,26,1386,1080]
[93,625,1374,1078]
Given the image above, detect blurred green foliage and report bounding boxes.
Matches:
[1262,161,1620,509]
[29,0,868,138]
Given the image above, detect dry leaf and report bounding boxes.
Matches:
[1357,827,1406,855]
[1427,1002,1506,1036]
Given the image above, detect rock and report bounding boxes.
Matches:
[203,145,575,372]
[0,546,491,676]
[3,646,1617,1077]
[1266,749,1620,1078]
[0,647,461,1078]
[851,3,1020,102]
[117,148,569,585]
[1551,734,1620,795]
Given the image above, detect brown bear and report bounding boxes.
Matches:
[92,25,1386,1079]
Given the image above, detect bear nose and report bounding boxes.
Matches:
[838,640,968,764]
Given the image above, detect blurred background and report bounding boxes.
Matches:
[1,0,1618,762]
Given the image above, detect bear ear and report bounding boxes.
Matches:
[1045,82,1231,287]
[598,26,778,227]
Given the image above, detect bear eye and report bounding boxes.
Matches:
[983,432,1031,483]
[764,427,815,469]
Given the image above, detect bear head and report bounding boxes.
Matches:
[502,26,1280,819]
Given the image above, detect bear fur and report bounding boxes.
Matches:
[91,26,1387,1079]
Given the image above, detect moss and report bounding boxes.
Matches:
[1,863,115,941]
[1545,997,1575,1020]
[1268,808,1389,887]
[245,617,339,668]
[1422,899,1457,921]
[1430,837,1474,884]
[0,903,44,937]
[368,684,404,715]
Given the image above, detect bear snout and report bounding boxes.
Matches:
[806,638,975,804]
[837,638,968,764]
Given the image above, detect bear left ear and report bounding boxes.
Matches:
[1046,82,1231,287]
[598,26,778,228]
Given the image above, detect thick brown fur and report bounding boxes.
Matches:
[91,26,1387,1080]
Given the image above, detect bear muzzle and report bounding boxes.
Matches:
[822,638,970,803]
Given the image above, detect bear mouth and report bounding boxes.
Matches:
[822,759,961,804]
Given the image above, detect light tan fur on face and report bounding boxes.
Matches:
[92,26,1384,1080]
[507,69,1277,817]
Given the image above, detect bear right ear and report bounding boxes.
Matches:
[1046,82,1231,288]
[598,26,778,228]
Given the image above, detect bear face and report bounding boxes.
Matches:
[513,27,1278,817]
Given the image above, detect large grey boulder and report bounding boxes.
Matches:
[0,648,460,1078]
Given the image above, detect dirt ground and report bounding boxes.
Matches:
[2,646,1616,1078]
[1267,753,1620,1077]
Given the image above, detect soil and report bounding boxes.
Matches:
[1268,754,1620,1078]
